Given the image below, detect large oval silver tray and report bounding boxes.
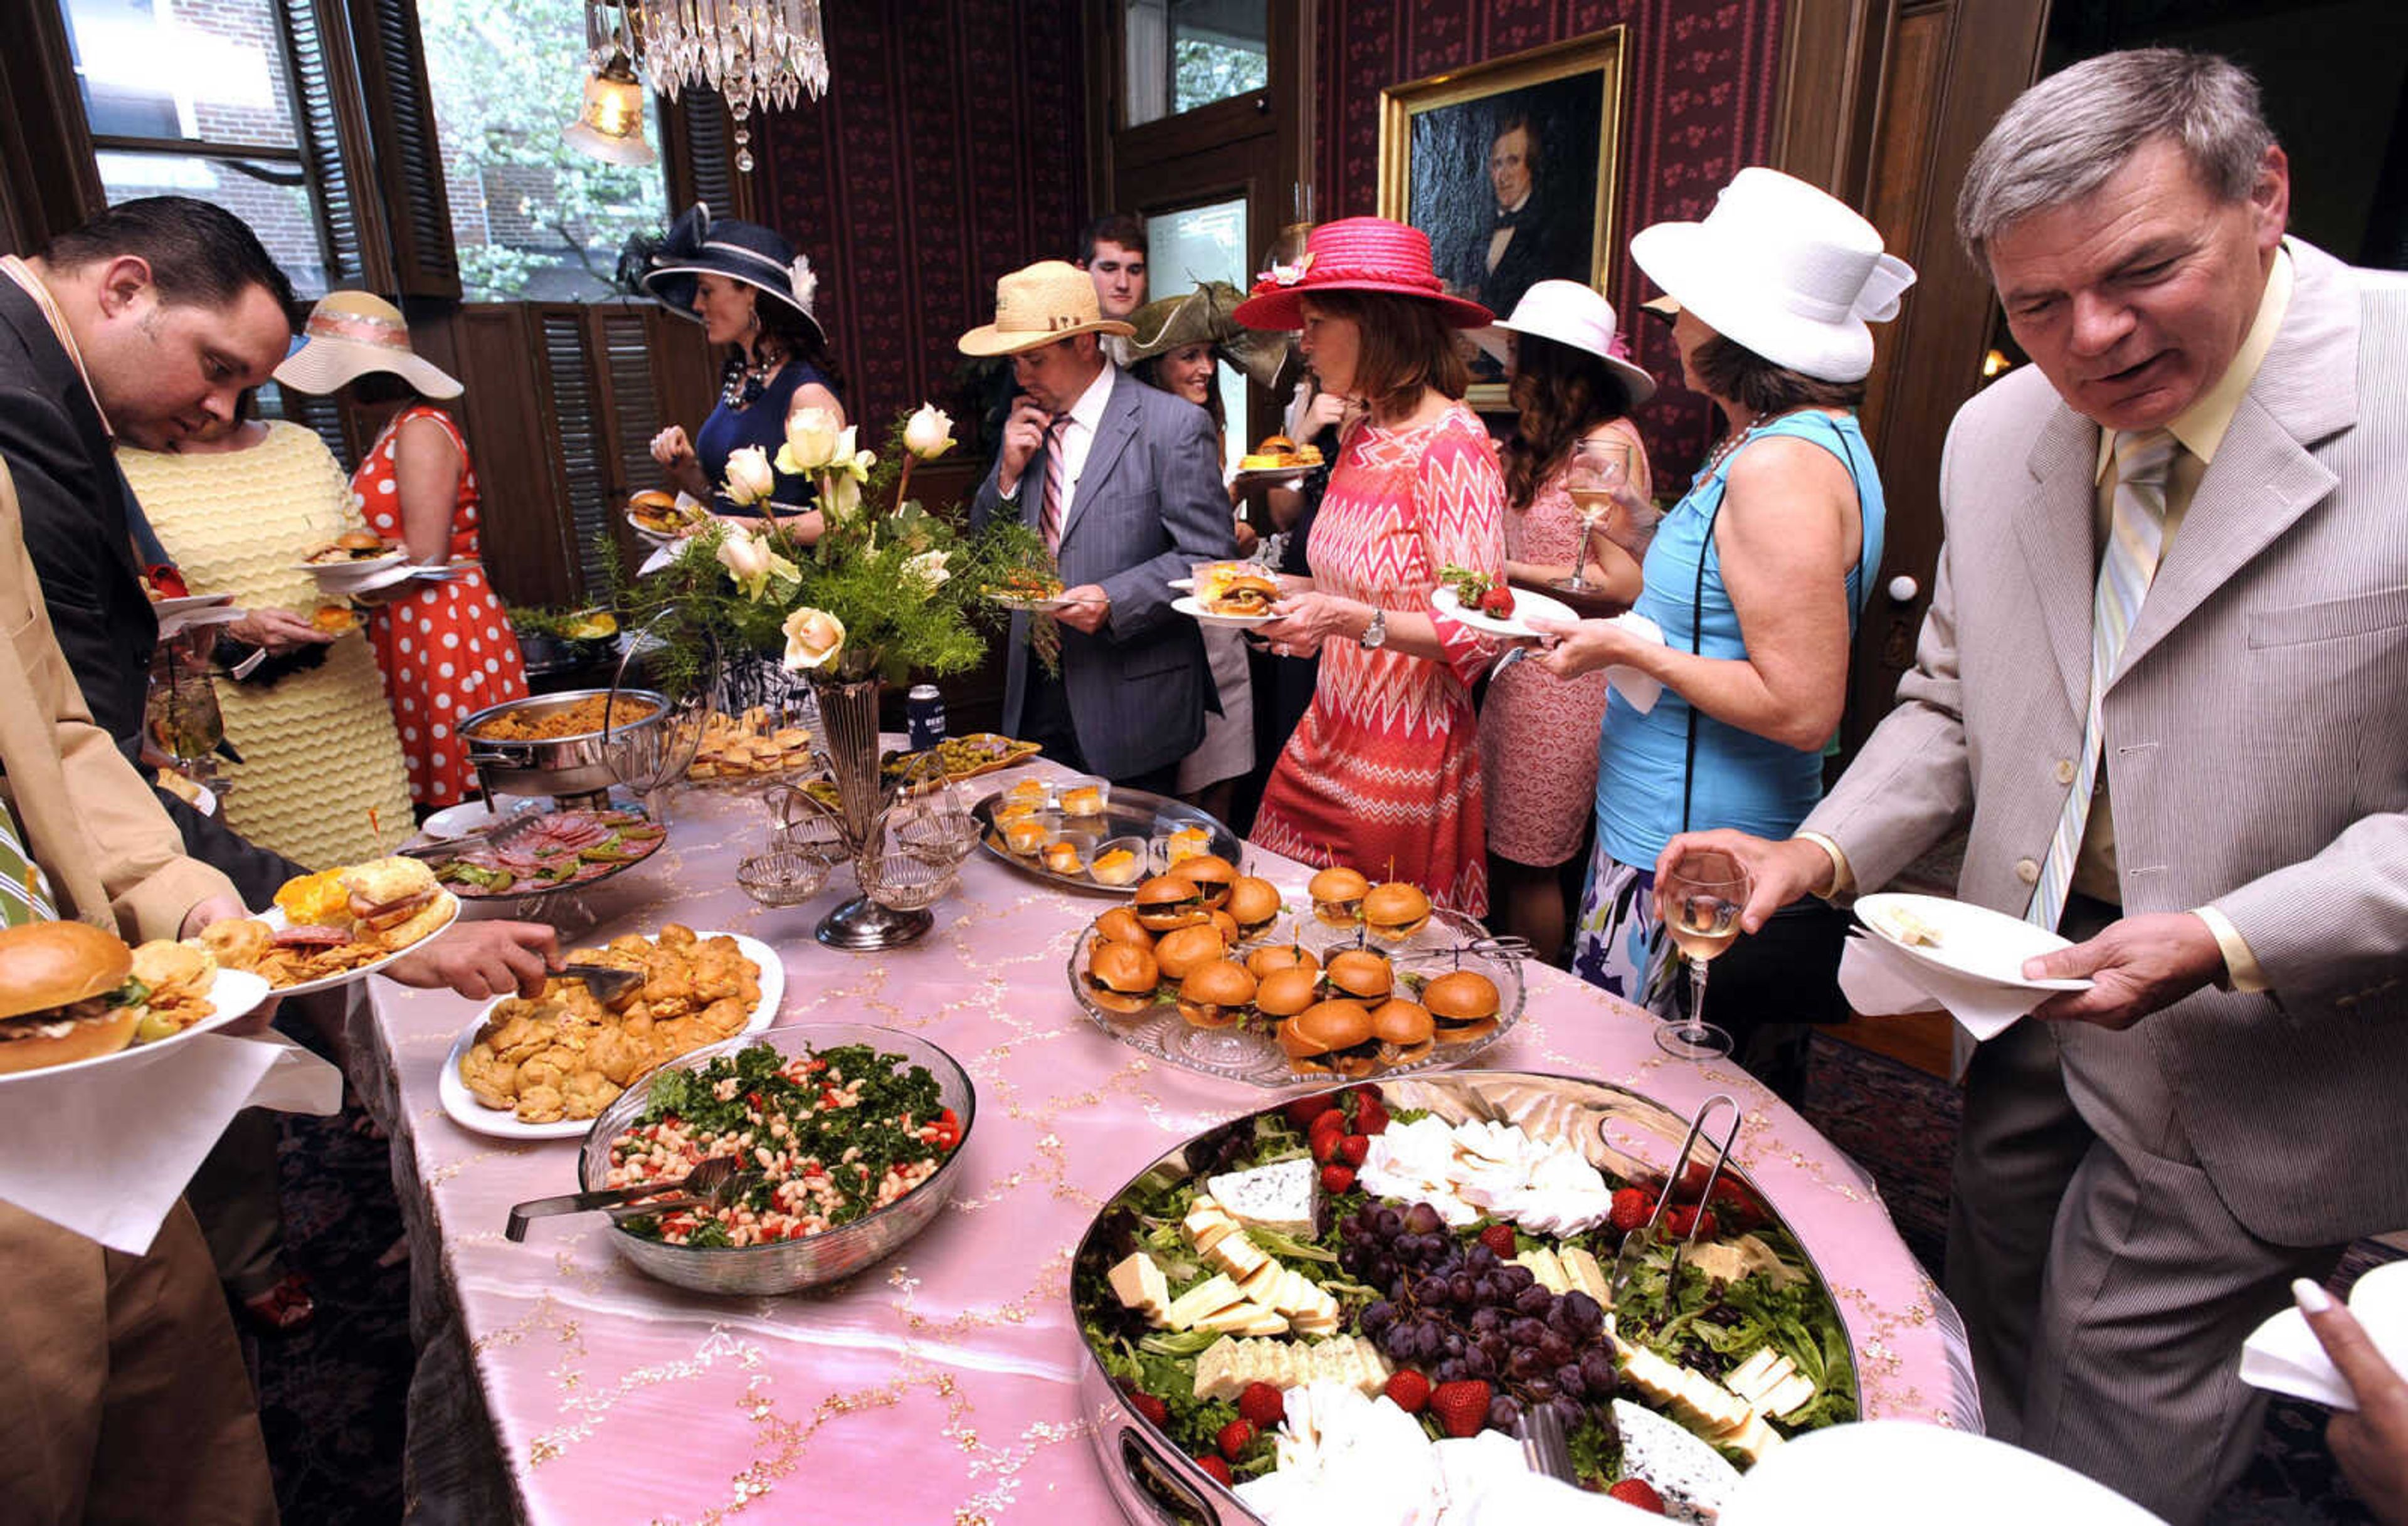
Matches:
[971,786,1240,897]
[1070,1071,1860,1526]
[1067,903,1525,1088]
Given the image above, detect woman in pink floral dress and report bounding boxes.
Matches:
[1480,282,1659,960]
[1235,219,1506,914]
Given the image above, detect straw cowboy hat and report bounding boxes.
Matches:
[958,260,1137,357]
[1119,281,1290,389]
[1232,217,1493,332]
[273,290,462,399]
[640,203,826,347]
[1495,280,1657,405]
[1629,167,1915,384]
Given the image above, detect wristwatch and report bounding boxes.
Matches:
[1358,607,1388,650]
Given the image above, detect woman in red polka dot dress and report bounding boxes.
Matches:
[275,292,529,809]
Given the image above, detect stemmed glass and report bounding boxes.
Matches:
[145,633,226,792]
[1552,437,1630,595]
[1653,850,1750,1059]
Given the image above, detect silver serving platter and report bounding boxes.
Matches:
[1071,1071,1859,1526]
[971,786,1240,897]
[574,1023,974,1297]
[461,687,670,799]
[1068,904,1526,1088]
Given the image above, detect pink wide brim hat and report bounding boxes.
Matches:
[1232,217,1494,331]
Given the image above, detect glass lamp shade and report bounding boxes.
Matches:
[563,58,656,166]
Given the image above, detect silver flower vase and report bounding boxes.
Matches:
[805,668,936,950]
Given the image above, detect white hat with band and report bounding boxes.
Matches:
[273,290,462,399]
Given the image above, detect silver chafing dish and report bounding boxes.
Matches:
[459,687,668,802]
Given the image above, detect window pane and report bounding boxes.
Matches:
[1147,196,1250,474]
[58,0,300,149]
[95,150,329,298]
[1123,0,1267,129]
[418,0,670,303]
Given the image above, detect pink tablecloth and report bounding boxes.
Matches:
[361,764,1977,1524]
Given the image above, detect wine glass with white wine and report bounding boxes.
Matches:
[1552,436,1630,595]
[1653,848,1750,1060]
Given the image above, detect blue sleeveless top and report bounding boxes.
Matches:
[1593,411,1885,864]
[694,359,839,517]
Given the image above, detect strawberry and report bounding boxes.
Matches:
[1311,1104,1350,1139]
[1608,1478,1667,1513]
[1320,1163,1357,1194]
[1286,1095,1338,1129]
[1349,1089,1390,1135]
[1664,1205,1719,1242]
[1196,1455,1233,1487]
[1237,1382,1286,1429]
[1311,1129,1346,1164]
[1477,1223,1518,1258]
[1609,1187,1656,1233]
[1127,1391,1169,1427]
[1479,584,1516,618]
[1216,1418,1256,1461]
[1383,1369,1432,1414]
[1428,1379,1491,1438]
[1335,1134,1370,1167]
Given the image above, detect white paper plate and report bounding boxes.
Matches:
[420,795,539,840]
[0,967,273,1087]
[1430,584,1578,640]
[623,512,694,549]
[1171,594,1275,629]
[295,549,406,577]
[1167,576,1194,591]
[438,930,785,1140]
[151,592,236,618]
[2241,1261,2408,1411]
[987,592,1077,613]
[1856,892,2092,992]
[1721,1419,2166,1525]
[254,893,462,996]
[1230,464,1312,484]
[322,560,437,594]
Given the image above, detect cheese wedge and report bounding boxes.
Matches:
[1206,1158,1318,1236]
[1106,1252,1171,1323]
[1760,1371,1818,1418]
[1720,1411,1786,1464]
[1183,1201,1240,1252]
[1514,1248,1570,1295]
[1560,1246,1611,1305]
[1193,1301,1289,1337]
[1165,1274,1245,1330]
[1205,1229,1268,1280]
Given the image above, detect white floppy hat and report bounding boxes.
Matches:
[1495,280,1657,405]
[273,290,462,399]
[1629,167,1915,384]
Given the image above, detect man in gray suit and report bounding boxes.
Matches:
[1661,50,2408,1522]
[962,259,1236,792]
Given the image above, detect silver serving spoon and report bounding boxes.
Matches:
[505,1155,751,1242]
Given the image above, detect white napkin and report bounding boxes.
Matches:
[1838,931,2053,1044]
[154,604,246,641]
[1603,611,1664,715]
[2241,1261,2408,1411]
[0,1033,342,1254]
[639,543,680,577]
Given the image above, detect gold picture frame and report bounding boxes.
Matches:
[1378,31,1629,411]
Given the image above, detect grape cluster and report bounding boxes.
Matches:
[1339,1201,1616,1433]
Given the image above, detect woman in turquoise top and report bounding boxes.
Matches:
[1528,169,1913,1098]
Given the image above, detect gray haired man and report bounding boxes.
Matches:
[1658,49,2408,1522]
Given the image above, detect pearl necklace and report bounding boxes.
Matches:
[1696,407,1810,478]
[719,349,779,411]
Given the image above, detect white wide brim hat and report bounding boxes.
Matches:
[1495,280,1657,404]
[1629,167,1916,384]
[273,291,462,399]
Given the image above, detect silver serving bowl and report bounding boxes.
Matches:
[576,1023,974,1296]
[460,687,668,798]
[1071,1071,1862,1525]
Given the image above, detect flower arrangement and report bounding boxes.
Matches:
[621,404,1050,692]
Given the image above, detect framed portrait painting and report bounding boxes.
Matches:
[1378,33,1628,409]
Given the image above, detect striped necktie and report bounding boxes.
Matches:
[0,790,58,926]
[1040,413,1072,555]
[2028,427,2178,930]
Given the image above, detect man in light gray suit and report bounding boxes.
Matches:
[1661,51,2408,1522]
[962,260,1236,792]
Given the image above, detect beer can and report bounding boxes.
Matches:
[907,684,946,751]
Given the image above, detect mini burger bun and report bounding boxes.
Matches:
[1225,875,1282,937]
[1308,865,1370,926]
[1326,947,1393,1002]
[1093,907,1154,949]
[1252,964,1321,1020]
[1151,922,1228,981]
[1086,940,1160,1016]
[0,922,141,1075]
[1422,969,1502,1044]
[629,489,679,512]
[337,529,387,552]
[1362,881,1433,941]
[1370,997,1434,1065]
[1279,998,1379,1077]
[1170,853,1236,908]
[1246,942,1319,980]
[1177,959,1256,1028]
[1133,875,1207,931]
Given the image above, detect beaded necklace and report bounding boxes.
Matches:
[719,345,784,411]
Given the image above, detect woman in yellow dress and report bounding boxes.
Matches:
[120,404,416,866]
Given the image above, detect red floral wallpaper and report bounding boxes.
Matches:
[752,1,1090,428]
[1320,1,1788,476]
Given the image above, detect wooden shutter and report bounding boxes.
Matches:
[347,0,458,297]
[537,307,616,596]
[275,0,386,289]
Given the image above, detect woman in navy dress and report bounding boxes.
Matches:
[643,204,845,537]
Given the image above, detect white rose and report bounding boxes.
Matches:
[774,406,843,476]
[821,471,862,524]
[716,527,772,583]
[780,606,845,671]
[903,404,956,460]
[722,445,776,506]
[902,549,950,597]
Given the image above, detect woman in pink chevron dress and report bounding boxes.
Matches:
[1234,219,1506,914]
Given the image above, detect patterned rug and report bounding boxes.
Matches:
[236,1034,2388,1522]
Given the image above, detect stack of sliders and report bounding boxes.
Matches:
[0,923,219,1075]
[1191,560,1280,618]
[1306,866,1433,943]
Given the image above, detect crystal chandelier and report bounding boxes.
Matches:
[584,1,829,172]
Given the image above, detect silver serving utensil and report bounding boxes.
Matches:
[398,802,550,864]
[1516,1403,1578,1483]
[556,962,645,1004]
[1607,1092,1743,1308]
[505,1155,750,1242]
[1392,935,1536,964]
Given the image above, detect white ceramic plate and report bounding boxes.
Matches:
[295,549,406,577]
[1720,1419,2165,1526]
[437,930,785,1140]
[324,560,437,594]
[1230,464,1312,484]
[0,967,273,1087]
[253,893,462,996]
[624,512,697,550]
[151,592,236,618]
[1167,576,1194,592]
[420,795,539,840]
[1171,594,1275,629]
[1856,891,2093,992]
[986,592,1077,613]
[1430,584,1578,640]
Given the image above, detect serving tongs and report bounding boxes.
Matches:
[556,962,645,1004]
[505,1155,756,1242]
[1607,1092,1743,1310]
[398,802,551,864]
[1389,935,1534,966]
[1515,1402,1578,1483]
